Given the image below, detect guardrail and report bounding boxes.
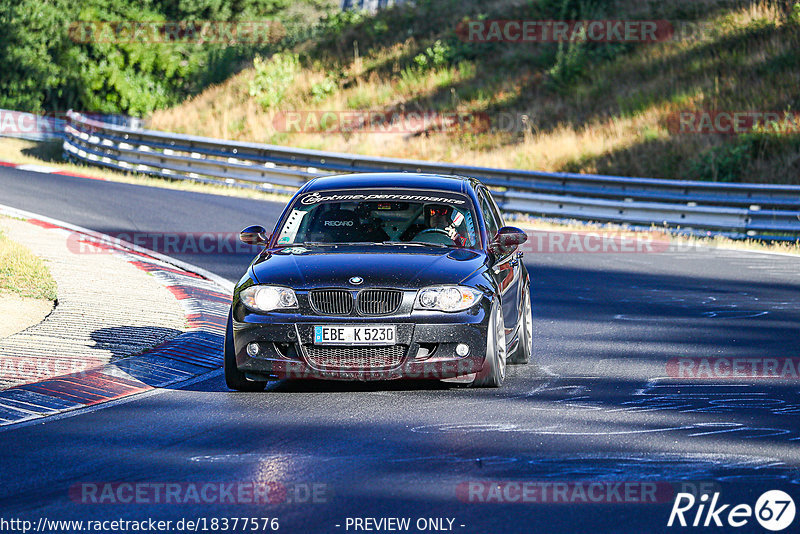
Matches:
[0,109,65,141]
[63,110,800,240]
[0,109,145,142]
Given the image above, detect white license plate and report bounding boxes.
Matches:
[313,325,396,345]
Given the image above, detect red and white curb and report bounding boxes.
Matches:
[0,159,107,182]
[0,204,234,427]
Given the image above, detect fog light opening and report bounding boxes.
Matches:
[274,342,291,358]
[456,343,470,357]
[415,343,437,360]
[246,342,260,357]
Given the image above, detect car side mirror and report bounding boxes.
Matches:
[490,226,528,254]
[240,225,270,246]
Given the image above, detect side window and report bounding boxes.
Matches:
[486,189,505,227]
[479,188,500,241]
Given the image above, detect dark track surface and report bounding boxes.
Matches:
[1,167,799,533]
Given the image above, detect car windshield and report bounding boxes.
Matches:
[274,189,479,249]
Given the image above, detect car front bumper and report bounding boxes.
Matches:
[231,304,491,381]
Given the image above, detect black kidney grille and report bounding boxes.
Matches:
[304,345,406,370]
[357,289,403,315]
[310,290,353,315]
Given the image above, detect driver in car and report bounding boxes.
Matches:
[423,204,469,247]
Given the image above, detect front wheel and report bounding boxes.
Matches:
[472,302,507,388]
[224,311,266,392]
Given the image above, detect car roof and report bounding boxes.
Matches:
[300,173,480,195]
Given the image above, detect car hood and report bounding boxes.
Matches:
[250,245,487,289]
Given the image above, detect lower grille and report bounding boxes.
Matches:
[304,344,406,370]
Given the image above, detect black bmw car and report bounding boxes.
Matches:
[225,173,532,390]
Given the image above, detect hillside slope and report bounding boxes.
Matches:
[150,0,800,184]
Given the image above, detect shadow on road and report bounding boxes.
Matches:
[90,326,183,361]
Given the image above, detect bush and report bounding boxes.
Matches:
[0,0,334,116]
[689,141,752,182]
[310,78,337,102]
[315,9,367,40]
[412,40,452,71]
[547,39,588,88]
[0,0,74,112]
[688,129,799,182]
[249,52,301,109]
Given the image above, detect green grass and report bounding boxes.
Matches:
[0,224,57,301]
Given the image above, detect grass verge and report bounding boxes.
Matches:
[0,219,57,301]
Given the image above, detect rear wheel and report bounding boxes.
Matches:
[472,302,507,388]
[508,287,532,364]
[224,311,266,392]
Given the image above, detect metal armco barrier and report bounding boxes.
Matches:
[63,110,800,240]
[0,108,144,142]
[0,109,65,141]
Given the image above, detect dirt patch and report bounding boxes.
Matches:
[0,293,54,338]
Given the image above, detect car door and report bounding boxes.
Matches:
[479,186,521,340]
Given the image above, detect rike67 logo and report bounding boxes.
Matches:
[668,490,795,531]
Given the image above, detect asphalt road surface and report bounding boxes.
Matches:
[1,167,799,533]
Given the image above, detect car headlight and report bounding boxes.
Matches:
[240,285,298,313]
[414,286,483,312]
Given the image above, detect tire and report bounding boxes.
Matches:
[472,302,507,388]
[508,287,532,365]
[224,311,266,392]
